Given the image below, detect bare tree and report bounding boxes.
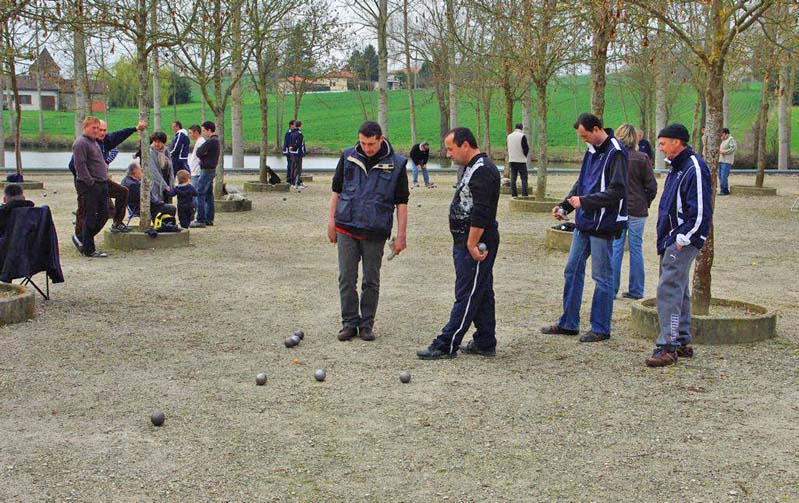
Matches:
[626,0,776,314]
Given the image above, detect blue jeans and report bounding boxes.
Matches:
[410,160,430,185]
[718,162,731,194]
[196,170,215,224]
[558,229,615,335]
[191,175,199,208]
[612,216,646,298]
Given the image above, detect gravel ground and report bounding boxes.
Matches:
[1,171,798,502]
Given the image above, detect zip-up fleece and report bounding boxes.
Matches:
[656,146,713,255]
[560,133,629,238]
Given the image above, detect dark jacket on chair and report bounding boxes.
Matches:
[0,205,64,284]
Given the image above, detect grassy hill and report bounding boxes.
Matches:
[4,74,798,160]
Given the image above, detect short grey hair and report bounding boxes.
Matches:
[126,162,141,176]
[615,123,638,151]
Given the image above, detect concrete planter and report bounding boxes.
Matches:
[300,175,314,183]
[0,282,35,325]
[630,298,777,344]
[0,181,44,190]
[730,185,777,196]
[104,230,190,250]
[509,197,561,213]
[215,198,253,212]
[545,227,573,251]
[243,182,291,192]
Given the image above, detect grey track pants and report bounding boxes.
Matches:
[337,232,386,330]
[656,243,700,347]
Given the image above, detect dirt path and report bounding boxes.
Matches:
[1,172,797,501]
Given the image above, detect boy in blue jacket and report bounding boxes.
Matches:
[167,170,198,229]
[647,124,712,367]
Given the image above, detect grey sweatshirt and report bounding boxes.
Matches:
[72,134,108,184]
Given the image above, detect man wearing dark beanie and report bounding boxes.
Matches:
[542,113,628,343]
[646,123,712,367]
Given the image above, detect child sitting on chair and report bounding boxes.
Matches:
[167,170,198,229]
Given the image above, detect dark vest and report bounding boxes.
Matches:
[335,146,405,239]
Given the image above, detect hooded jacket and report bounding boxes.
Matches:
[170,129,191,162]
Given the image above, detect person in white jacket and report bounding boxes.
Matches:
[506,123,530,197]
[718,128,736,195]
[187,124,206,207]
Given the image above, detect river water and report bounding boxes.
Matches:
[2,150,580,173]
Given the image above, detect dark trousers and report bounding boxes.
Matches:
[337,233,385,330]
[285,155,292,184]
[178,205,195,228]
[77,180,109,255]
[509,162,529,197]
[107,179,129,226]
[290,156,303,185]
[173,158,189,176]
[432,229,500,354]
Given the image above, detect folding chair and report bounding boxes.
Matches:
[125,205,140,226]
[0,205,64,300]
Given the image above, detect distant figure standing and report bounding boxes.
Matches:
[288,120,307,190]
[718,127,736,196]
[409,141,435,188]
[192,121,220,227]
[646,123,712,367]
[187,124,205,189]
[506,122,530,197]
[637,130,654,162]
[72,116,110,258]
[170,121,191,176]
[283,119,296,185]
[611,124,657,300]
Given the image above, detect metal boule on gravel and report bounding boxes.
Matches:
[289,334,301,346]
[477,242,487,252]
[255,372,267,385]
[417,203,422,208]
[284,337,297,348]
[150,411,165,426]
[293,330,305,340]
[314,369,326,381]
[399,371,411,383]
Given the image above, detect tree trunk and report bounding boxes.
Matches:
[8,57,22,175]
[34,34,44,139]
[136,33,152,230]
[435,81,448,157]
[589,0,612,121]
[446,0,457,130]
[522,87,532,163]
[402,0,417,145]
[73,16,88,137]
[231,5,244,170]
[201,99,206,122]
[151,8,161,131]
[777,65,791,170]
[535,81,548,200]
[755,72,770,187]
[654,19,667,172]
[377,0,389,136]
[0,53,6,169]
[257,66,270,183]
[690,92,701,148]
[482,98,491,154]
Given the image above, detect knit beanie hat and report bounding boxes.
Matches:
[657,123,690,143]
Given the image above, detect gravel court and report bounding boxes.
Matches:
[1,171,797,501]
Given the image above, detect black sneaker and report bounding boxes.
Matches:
[337,327,357,341]
[189,222,206,228]
[416,345,456,360]
[622,292,643,300]
[358,327,375,341]
[462,341,496,357]
[206,221,214,226]
[85,250,108,258]
[541,325,579,336]
[579,331,610,343]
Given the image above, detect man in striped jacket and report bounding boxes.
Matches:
[647,123,712,367]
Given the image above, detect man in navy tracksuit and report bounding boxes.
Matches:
[288,120,307,189]
[417,127,500,360]
[542,113,628,343]
[283,120,296,185]
[646,123,712,367]
[170,121,191,176]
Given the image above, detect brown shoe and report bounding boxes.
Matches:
[646,347,678,367]
[676,345,694,358]
[337,327,357,341]
[541,324,579,336]
[358,327,375,341]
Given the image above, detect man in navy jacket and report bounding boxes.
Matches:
[542,113,628,343]
[646,123,712,367]
[170,121,191,176]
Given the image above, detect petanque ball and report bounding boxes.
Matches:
[314,369,326,382]
[399,371,411,384]
[417,203,422,208]
[294,330,305,340]
[289,334,301,346]
[150,411,165,426]
[53,190,58,194]
[284,337,297,348]
[282,197,287,201]
[477,242,487,252]
[255,372,267,385]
